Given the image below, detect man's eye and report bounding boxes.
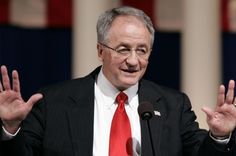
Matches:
[136,49,147,55]
[117,48,130,54]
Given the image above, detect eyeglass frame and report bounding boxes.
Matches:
[99,42,152,60]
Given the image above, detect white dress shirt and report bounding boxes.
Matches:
[93,70,141,156]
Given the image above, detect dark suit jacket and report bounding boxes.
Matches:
[1,67,235,156]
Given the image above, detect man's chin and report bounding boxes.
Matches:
[122,78,139,87]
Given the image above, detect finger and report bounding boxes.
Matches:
[1,65,11,90]
[217,85,225,107]
[226,80,235,104]
[26,93,43,109]
[0,80,3,92]
[0,66,3,91]
[202,106,214,120]
[12,70,20,93]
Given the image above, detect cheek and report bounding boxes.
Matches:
[104,57,117,67]
[139,60,148,70]
[103,56,123,74]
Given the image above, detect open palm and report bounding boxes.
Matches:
[202,80,236,137]
[0,65,42,133]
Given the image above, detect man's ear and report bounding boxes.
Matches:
[97,43,104,61]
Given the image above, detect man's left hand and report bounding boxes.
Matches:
[202,80,236,137]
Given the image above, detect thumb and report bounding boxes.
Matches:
[201,106,214,120]
[26,93,43,109]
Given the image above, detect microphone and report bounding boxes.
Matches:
[138,101,154,120]
[138,102,156,156]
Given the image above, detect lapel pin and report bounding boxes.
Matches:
[154,110,161,116]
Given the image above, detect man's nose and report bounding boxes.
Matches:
[126,50,139,65]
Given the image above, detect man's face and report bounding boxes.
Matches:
[97,15,152,90]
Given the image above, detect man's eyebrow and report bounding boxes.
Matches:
[116,43,149,48]
[116,43,130,47]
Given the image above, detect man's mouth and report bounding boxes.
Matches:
[122,69,138,73]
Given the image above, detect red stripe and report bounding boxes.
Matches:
[221,0,229,31]
[47,0,72,27]
[0,0,10,24]
[121,0,156,26]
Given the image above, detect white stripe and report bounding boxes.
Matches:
[10,0,47,28]
[181,0,221,129]
[155,0,183,31]
[73,0,115,78]
[228,0,236,32]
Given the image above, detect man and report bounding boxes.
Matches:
[0,6,236,156]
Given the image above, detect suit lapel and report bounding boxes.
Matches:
[66,74,96,156]
[139,80,165,156]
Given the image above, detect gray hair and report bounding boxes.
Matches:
[96,6,155,47]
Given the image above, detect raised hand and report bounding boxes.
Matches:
[202,80,236,137]
[0,65,43,134]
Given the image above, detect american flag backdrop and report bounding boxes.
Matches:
[221,0,236,87]
[0,0,236,109]
[0,0,72,99]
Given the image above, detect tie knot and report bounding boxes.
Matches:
[116,91,128,104]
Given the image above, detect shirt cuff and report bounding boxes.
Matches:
[1,125,21,141]
[209,132,231,144]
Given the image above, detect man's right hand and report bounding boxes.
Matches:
[0,65,43,134]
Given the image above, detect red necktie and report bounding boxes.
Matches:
[109,91,132,156]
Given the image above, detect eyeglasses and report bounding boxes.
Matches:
[99,42,151,59]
